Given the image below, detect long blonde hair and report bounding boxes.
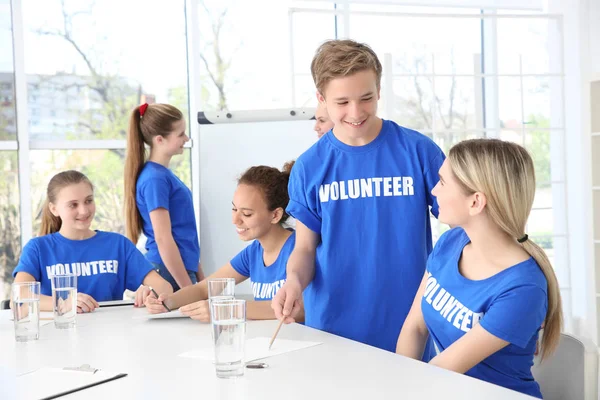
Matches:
[124,103,183,244]
[39,171,94,236]
[448,139,562,360]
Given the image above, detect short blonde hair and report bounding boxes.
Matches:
[311,39,382,97]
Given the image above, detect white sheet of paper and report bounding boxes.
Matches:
[15,367,125,400]
[179,337,322,362]
[141,310,186,319]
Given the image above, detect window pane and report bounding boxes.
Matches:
[524,130,551,188]
[497,77,523,129]
[527,208,553,238]
[522,77,563,129]
[390,78,434,131]
[23,0,188,139]
[198,1,294,110]
[0,151,20,300]
[292,10,337,76]
[30,149,191,235]
[433,77,479,131]
[347,14,482,76]
[0,0,16,140]
[497,17,561,75]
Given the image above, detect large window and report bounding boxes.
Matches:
[20,0,192,232]
[1,0,19,300]
[0,0,193,296]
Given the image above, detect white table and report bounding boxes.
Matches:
[0,307,536,399]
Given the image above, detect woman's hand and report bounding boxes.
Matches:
[76,293,99,313]
[145,293,171,314]
[180,300,211,322]
[134,285,154,307]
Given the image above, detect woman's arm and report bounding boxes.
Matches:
[134,270,174,307]
[429,324,509,373]
[248,299,305,321]
[396,271,430,359]
[12,272,99,313]
[181,298,305,322]
[142,270,173,295]
[12,272,53,312]
[149,208,193,289]
[429,284,545,374]
[196,263,205,282]
[146,263,247,313]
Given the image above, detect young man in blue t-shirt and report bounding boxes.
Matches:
[272,39,445,352]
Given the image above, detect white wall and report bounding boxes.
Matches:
[548,0,599,341]
[198,120,316,294]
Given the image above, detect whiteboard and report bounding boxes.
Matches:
[198,120,317,294]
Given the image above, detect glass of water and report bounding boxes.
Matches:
[11,282,41,342]
[207,278,235,302]
[211,299,246,378]
[51,273,77,329]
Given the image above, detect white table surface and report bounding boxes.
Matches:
[0,307,536,399]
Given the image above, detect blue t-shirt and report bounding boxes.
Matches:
[13,231,155,301]
[136,161,200,272]
[422,228,547,398]
[287,119,445,352]
[230,232,295,301]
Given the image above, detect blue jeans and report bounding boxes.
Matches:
[151,262,197,292]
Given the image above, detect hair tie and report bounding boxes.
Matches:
[517,234,528,243]
[139,103,149,117]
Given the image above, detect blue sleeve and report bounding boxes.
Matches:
[230,245,252,277]
[141,177,171,212]
[123,237,155,290]
[13,240,42,280]
[286,160,321,233]
[424,148,445,218]
[479,285,547,348]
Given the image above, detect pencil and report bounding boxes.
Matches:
[149,287,171,312]
[268,318,285,350]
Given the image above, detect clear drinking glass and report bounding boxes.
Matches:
[207,278,235,302]
[51,273,77,329]
[211,299,246,378]
[11,282,41,342]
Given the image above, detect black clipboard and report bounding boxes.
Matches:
[40,373,128,399]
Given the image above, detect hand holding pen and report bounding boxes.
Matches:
[145,287,172,313]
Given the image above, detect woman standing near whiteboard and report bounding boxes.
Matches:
[124,103,204,292]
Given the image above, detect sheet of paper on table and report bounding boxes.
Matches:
[15,367,127,400]
[179,337,323,362]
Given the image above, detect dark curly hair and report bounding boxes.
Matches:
[238,161,295,224]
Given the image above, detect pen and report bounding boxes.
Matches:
[149,287,171,312]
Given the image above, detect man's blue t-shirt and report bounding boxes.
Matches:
[136,161,200,272]
[422,228,547,398]
[287,119,445,352]
[13,231,155,301]
[230,232,295,301]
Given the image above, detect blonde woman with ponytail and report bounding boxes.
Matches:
[125,103,204,292]
[396,139,562,399]
[12,171,172,313]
